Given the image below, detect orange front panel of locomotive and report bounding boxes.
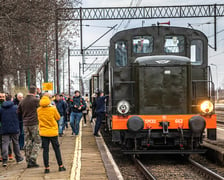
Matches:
[112,114,216,130]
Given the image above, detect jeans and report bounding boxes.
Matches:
[41,136,63,168]
[94,112,104,135]
[83,113,87,124]
[0,135,13,157]
[2,134,23,162]
[58,116,64,134]
[19,121,24,149]
[70,112,82,135]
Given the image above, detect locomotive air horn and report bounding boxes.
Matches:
[157,21,170,26]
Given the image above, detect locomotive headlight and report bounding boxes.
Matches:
[200,100,214,114]
[117,100,130,115]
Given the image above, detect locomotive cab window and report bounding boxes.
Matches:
[190,40,203,65]
[115,41,127,66]
[164,36,185,53]
[133,36,153,54]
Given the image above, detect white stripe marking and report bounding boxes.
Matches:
[70,120,82,180]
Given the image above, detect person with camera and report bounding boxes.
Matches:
[69,90,86,136]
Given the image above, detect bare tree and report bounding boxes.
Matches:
[0,0,80,93]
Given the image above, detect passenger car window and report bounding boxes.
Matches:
[133,36,153,54]
[115,41,127,66]
[190,40,203,65]
[164,36,185,53]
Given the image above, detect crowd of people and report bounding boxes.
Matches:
[0,86,107,174]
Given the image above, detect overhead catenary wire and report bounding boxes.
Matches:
[124,0,142,29]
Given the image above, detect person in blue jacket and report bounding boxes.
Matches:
[54,94,67,137]
[0,95,24,167]
[93,90,108,137]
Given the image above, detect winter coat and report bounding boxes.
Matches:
[0,100,3,130]
[95,96,107,114]
[17,95,39,126]
[13,98,20,105]
[37,96,60,137]
[70,96,86,113]
[0,101,20,134]
[54,100,67,117]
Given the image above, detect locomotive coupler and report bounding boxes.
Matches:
[159,121,169,134]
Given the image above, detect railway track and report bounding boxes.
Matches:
[188,158,224,180]
[133,156,156,180]
[132,155,224,180]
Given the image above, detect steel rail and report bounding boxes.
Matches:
[188,158,224,180]
[133,156,157,180]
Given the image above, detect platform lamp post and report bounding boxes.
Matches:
[211,63,219,102]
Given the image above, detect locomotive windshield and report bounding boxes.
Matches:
[164,36,185,53]
[190,40,203,65]
[115,41,127,66]
[133,36,153,54]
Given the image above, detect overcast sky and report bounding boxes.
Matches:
[67,0,224,92]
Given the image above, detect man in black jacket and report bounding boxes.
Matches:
[93,90,108,137]
[69,90,86,135]
[18,86,41,168]
[0,95,24,167]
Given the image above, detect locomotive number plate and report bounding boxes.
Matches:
[145,119,157,124]
[175,119,183,123]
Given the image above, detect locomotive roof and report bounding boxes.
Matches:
[135,55,190,65]
[111,26,207,41]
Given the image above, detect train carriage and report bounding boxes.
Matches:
[90,25,216,154]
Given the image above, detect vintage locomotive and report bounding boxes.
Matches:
[89,25,216,154]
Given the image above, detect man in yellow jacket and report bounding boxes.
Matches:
[37,95,66,173]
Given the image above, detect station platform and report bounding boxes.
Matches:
[0,117,122,180]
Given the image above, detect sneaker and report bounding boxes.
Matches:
[59,166,66,172]
[59,133,63,137]
[44,168,50,173]
[27,161,40,168]
[83,124,87,127]
[17,157,24,164]
[2,160,7,167]
[94,134,100,137]
[8,154,13,161]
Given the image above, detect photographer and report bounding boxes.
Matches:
[69,90,86,136]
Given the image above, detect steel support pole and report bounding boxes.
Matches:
[68,47,71,96]
[27,32,30,89]
[46,32,48,82]
[79,62,81,91]
[55,9,59,93]
[63,55,65,93]
[214,4,217,51]
[79,7,85,75]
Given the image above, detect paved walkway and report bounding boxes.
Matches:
[0,126,76,180]
[0,117,109,180]
[80,121,108,180]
